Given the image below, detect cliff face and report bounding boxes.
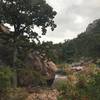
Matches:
[86,19,100,34]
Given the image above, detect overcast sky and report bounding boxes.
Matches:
[40,0,100,43]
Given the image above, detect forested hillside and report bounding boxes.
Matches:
[62,19,100,63]
[42,19,100,63]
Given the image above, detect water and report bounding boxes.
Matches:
[55,74,67,79]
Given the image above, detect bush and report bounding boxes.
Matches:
[86,72,100,100]
[57,81,79,100]
[3,88,28,100]
[57,65,100,100]
[57,75,79,100]
[0,67,13,90]
[17,68,47,87]
[55,80,67,93]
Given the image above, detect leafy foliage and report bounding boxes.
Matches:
[0,0,57,94]
[0,67,13,89]
[0,0,57,67]
[17,68,47,87]
[57,64,100,100]
[2,88,28,100]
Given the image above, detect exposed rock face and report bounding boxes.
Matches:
[24,51,57,86]
[86,19,100,34]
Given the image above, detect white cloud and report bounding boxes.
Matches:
[44,0,100,43]
[74,16,85,24]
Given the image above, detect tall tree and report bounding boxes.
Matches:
[0,0,57,87]
[0,0,57,66]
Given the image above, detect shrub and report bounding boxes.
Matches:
[57,65,100,100]
[3,88,29,100]
[55,80,67,93]
[17,68,47,87]
[87,72,100,100]
[0,67,13,90]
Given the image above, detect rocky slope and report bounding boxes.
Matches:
[86,19,100,34]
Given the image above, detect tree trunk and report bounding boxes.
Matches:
[12,46,17,88]
[12,28,18,88]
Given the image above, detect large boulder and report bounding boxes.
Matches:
[26,52,57,78]
[20,51,57,86]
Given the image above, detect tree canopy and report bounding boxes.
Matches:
[0,0,57,66]
[0,0,57,37]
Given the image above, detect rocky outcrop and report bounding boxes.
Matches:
[24,51,57,86]
[86,19,100,34]
[26,52,57,78]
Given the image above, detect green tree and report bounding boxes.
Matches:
[0,67,13,89]
[0,0,57,66]
[38,41,63,63]
[62,40,75,63]
[0,0,57,87]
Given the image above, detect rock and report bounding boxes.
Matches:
[86,19,100,34]
[26,52,57,78]
[24,51,57,86]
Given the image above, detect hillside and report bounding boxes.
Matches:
[41,19,100,63]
